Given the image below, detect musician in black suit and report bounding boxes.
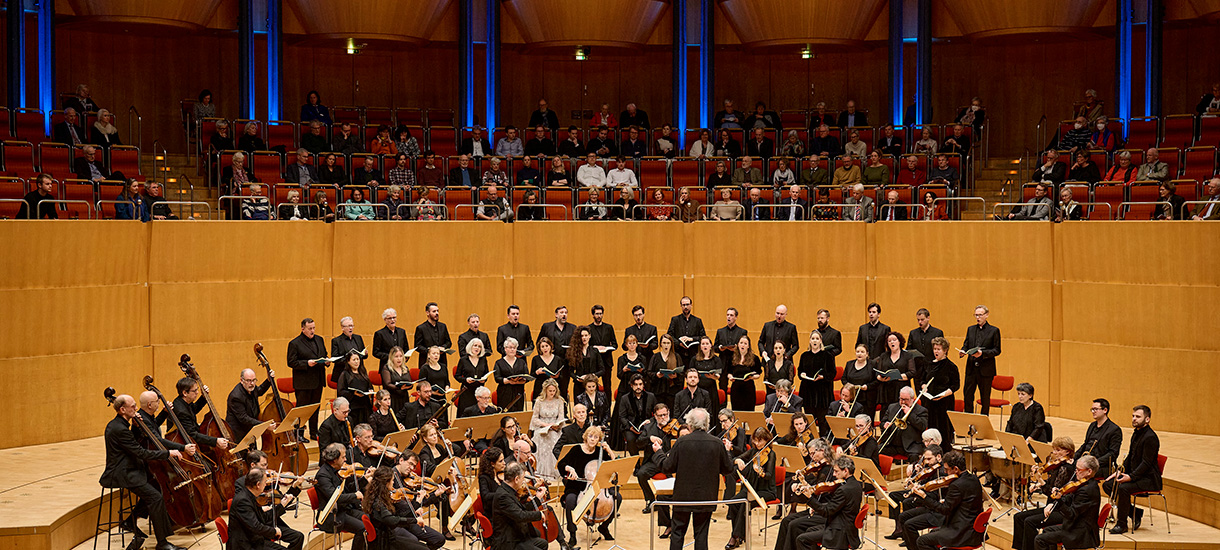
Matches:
[814,310,843,359]
[634,402,674,522]
[960,305,1002,415]
[619,375,659,454]
[286,318,328,439]
[226,368,274,445]
[906,308,944,388]
[764,380,804,423]
[855,303,891,362]
[846,414,881,469]
[1106,405,1161,534]
[879,387,929,459]
[666,296,706,364]
[373,308,410,371]
[922,337,961,443]
[100,394,190,550]
[314,443,368,549]
[797,456,864,550]
[660,407,736,550]
[775,439,834,550]
[490,463,548,550]
[1074,398,1123,479]
[1034,455,1101,550]
[903,451,983,550]
[673,368,713,421]
[497,305,535,358]
[399,381,448,430]
[626,306,660,364]
[317,398,353,453]
[413,302,453,368]
[539,306,577,398]
[760,305,800,360]
[552,403,590,459]
[172,377,231,451]
[229,468,305,550]
[330,316,367,384]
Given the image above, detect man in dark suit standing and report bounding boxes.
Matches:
[660,407,735,550]
[906,308,944,387]
[760,304,799,360]
[287,317,329,439]
[814,309,843,359]
[413,302,453,368]
[797,456,864,550]
[879,387,929,459]
[101,394,190,550]
[903,451,983,550]
[373,308,409,371]
[960,305,1001,415]
[625,305,660,365]
[330,316,366,384]
[667,296,706,364]
[856,303,891,361]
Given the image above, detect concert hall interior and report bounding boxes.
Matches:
[2,2,1220,550]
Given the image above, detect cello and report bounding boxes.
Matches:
[254,343,309,475]
[138,378,227,524]
[178,354,246,500]
[104,387,212,529]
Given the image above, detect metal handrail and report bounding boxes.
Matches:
[933,196,986,220]
[514,203,564,220]
[632,203,678,220]
[750,203,808,220]
[700,203,745,220]
[1184,200,1220,220]
[0,198,29,219]
[876,203,929,220]
[151,139,168,184]
[337,202,387,220]
[42,199,94,219]
[1035,114,1048,153]
[153,201,212,220]
[991,202,1053,220]
[95,199,138,220]
[127,106,142,151]
[405,202,449,220]
[1119,201,1172,220]
[574,203,626,219]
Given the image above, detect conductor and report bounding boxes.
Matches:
[660,407,735,550]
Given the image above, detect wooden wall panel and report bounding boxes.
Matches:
[0,285,148,357]
[149,221,332,283]
[1059,222,1220,286]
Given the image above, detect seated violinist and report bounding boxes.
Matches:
[229,468,305,550]
[775,439,835,550]
[240,449,310,499]
[317,397,354,453]
[798,456,865,550]
[315,443,370,549]
[885,444,944,541]
[351,423,396,469]
[391,450,448,550]
[1012,437,1078,550]
[1034,455,1101,550]
[490,415,536,465]
[764,379,804,429]
[843,414,880,469]
[635,403,675,518]
[490,463,550,550]
[726,427,777,549]
[901,451,983,550]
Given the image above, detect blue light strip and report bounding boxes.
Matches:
[1116,0,1132,136]
[698,0,711,129]
[266,0,281,121]
[674,0,687,145]
[38,0,54,135]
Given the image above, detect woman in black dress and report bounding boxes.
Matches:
[728,335,760,411]
[574,375,610,430]
[336,351,373,426]
[921,337,960,444]
[455,339,489,416]
[493,337,528,411]
[380,346,415,412]
[419,346,451,403]
[841,344,876,420]
[417,423,460,540]
[489,415,536,462]
[368,390,405,441]
[566,326,600,381]
[530,337,564,400]
[762,340,794,396]
[649,334,682,408]
[688,336,721,406]
[556,425,618,545]
[874,332,915,414]
[798,331,835,438]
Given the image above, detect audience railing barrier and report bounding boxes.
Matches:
[574,203,627,219]
[1184,200,1220,219]
[749,203,807,220]
[991,202,1053,220]
[336,202,388,220]
[631,204,678,220]
[699,203,746,220]
[0,198,31,219]
[515,203,567,220]
[94,199,136,219]
[127,106,142,151]
[402,203,449,220]
[1074,202,1114,220]
[933,196,986,219]
[154,201,213,220]
[1119,201,1172,220]
[876,203,929,220]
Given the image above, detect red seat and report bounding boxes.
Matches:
[979,375,1015,421]
[396,108,423,126]
[942,507,992,550]
[13,109,47,145]
[671,158,699,188]
[37,143,73,181]
[426,109,454,128]
[854,503,869,530]
[267,120,297,151]
[428,127,458,157]
[369,370,383,387]
[1093,185,1125,220]
[877,454,893,476]
[1157,147,1181,179]
[1126,117,1159,151]
[0,176,29,218]
[96,180,129,219]
[0,107,11,140]
[277,376,296,394]
[252,151,284,184]
[1199,116,1220,148]
[365,107,394,128]
[1161,114,1195,148]
[780,110,807,129]
[953,399,964,412]
[215,516,229,547]
[442,186,476,219]
[640,158,669,189]
[1182,146,1217,184]
[1130,454,1170,533]
[835,365,844,381]
[109,145,141,177]
[332,106,363,124]
[2,141,38,178]
[361,514,377,544]
[542,186,574,219]
[62,180,96,219]
[1124,183,1162,220]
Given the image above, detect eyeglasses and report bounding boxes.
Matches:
[1089,407,1103,411]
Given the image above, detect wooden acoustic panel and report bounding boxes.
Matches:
[717,0,886,50]
[504,0,669,50]
[936,0,1109,43]
[287,0,454,44]
[63,0,224,31]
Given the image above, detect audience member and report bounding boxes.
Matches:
[647,188,674,221]
[73,145,116,182]
[482,157,509,187]
[353,156,384,189]
[238,121,266,154]
[417,152,446,188]
[461,126,493,157]
[1197,82,1220,116]
[411,188,444,221]
[706,160,732,189]
[778,184,809,221]
[547,156,572,187]
[54,108,85,145]
[194,90,216,120]
[145,181,177,221]
[525,126,556,157]
[622,126,648,157]
[382,185,408,220]
[999,183,1051,221]
[1135,148,1169,182]
[1059,116,1091,152]
[843,130,867,158]
[922,190,948,221]
[732,156,764,188]
[1103,151,1138,185]
[801,156,828,187]
[1054,187,1083,222]
[395,126,422,157]
[558,126,585,157]
[772,158,796,188]
[1031,150,1067,184]
[301,121,329,154]
[714,99,745,129]
[611,186,641,220]
[812,187,837,220]
[677,186,703,222]
[387,153,416,190]
[877,189,907,221]
[1152,181,1187,221]
[927,154,959,192]
[63,84,99,116]
[740,186,770,221]
[809,125,841,158]
[897,155,926,187]
[711,187,742,221]
[1191,178,1220,220]
[314,191,336,222]
[320,153,350,188]
[780,130,804,157]
[606,157,638,187]
[578,188,609,220]
[449,154,480,187]
[334,122,363,155]
[343,188,375,220]
[301,90,332,125]
[210,120,235,152]
[744,101,781,130]
[955,96,986,133]
[810,102,834,128]
[1076,89,1104,123]
[278,189,312,221]
[877,125,903,156]
[368,125,398,156]
[715,129,741,158]
[913,127,938,154]
[588,126,619,158]
[114,179,148,221]
[220,152,255,219]
[287,149,321,189]
[832,155,861,188]
[90,109,123,149]
[1088,116,1118,152]
[862,151,890,186]
[656,125,677,158]
[747,127,775,158]
[496,126,524,158]
[577,153,608,188]
[516,155,543,187]
[528,99,560,132]
[476,184,513,222]
[942,124,971,155]
[591,103,618,128]
[688,129,714,157]
[837,100,868,128]
[17,173,58,219]
[842,183,873,222]
[1067,151,1101,184]
[241,183,274,220]
[518,189,547,221]
[620,103,650,129]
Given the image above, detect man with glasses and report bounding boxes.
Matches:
[226,368,275,444]
[1074,398,1123,479]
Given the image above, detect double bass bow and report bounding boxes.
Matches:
[178,354,246,500]
[255,343,309,475]
[139,378,227,523]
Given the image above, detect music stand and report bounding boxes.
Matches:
[772,444,807,469]
[447,493,474,533]
[825,416,858,441]
[946,411,998,471]
[738,411,794,435]
[448,415,504,441]
[848,455,897,550]
[273,403,320,438]
[381,428,419,449]
[1027,440,1054,464]
[235,420,273,452]
[994,431,1037,513]
[592,456,639,548]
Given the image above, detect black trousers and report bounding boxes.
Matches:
[1033,524,1084,550]
[1104,476,1160,527]
[808,406,831,441]
[385,526,432,550]
[1012,506,1062,550]
[509,538,549,550]
[925,397,955,443]
[962,371,993,415]
[636,463,671,526]
[327,509,368,550]
[777,509,824,550]
[294,388,324,437]
[669,510,712,550]
[127,482,173,544]
[269,526,305,550]
[902,511,942,550]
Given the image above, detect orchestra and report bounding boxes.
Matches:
[96,300,1175,550]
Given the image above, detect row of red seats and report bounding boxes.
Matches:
[1020,180,1203,220]
[1040,146,1218,184]
[0,176,136,219]
[0,141,141,180]
[1057,114,1220,150]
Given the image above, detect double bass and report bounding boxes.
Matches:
[254,343,309,475]
[135,380,227,525]
[178,355,246,500]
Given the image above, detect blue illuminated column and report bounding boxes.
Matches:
[7,0,26,110]
[238,0,256,120]
[486,0,500,131]
[888,0,903,126]
[459,0,475,128]
[1116,0,1132,134]
[38,0,55,135]
[672,0,687,141]
[267,0,282,121]
[698,0,714,130]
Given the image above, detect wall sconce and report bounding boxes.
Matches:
[801,44,814,60]
[346,38,366,55]
[575,46,588,61]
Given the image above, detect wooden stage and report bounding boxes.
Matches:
[3,414,1218,550]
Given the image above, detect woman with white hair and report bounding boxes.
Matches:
[221,151,255,220]
[455,338,490,413]
[482,156,508,186]
[493,337,528,411]
[780,130,804,157]
[238,120,266,153]
[90,109,122,149]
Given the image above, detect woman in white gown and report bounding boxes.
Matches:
[530,378,568,479]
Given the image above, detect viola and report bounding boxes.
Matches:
[255,343,309,475]
[338,464,367,478]
[660,418,681,438]
[811,479,844,495]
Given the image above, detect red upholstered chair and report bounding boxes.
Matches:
[1126,117,1159,151]
[472,496,493,544]
[368,370,383,387]
[954,399,965,412]
[276,377,296,394]
[1097,502,1113,548]
[1161,114,1195,148]
[979,375,1015,423]
[361,514,377,545]
[1182,146,1217,184]
[943,507,992,550]
[1130,454,1170,533]
[835,366,844,381]
[214,516,229,548]
[2,141,38,179]
[305,486,340,545]
[13,108,47,145]
[759,465,786,544]
[854,503,870,540]
[755,389,766,408]
[1199,115,1220,147]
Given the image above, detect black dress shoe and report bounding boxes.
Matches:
[120,516,147,538]
[884,531,903,540]
[125,535,146,550]
[154,544,187,550]
[1110,524,1128,535]
[771,509,784,520]
[642,502,653,514]
[442,530,456,541]
[598,524,614,541]
[660,527,672,539]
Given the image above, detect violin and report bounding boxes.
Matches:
[914,473,958,493]
[1051,478,1086,500]
[338,464,367,478]
[267,471,315,485]
[722,419,741,444]
[660,418,681,438]
[811,478,844,495]
[1031,455,1070,490]
[752,447,772,476]
[795,457,828,478]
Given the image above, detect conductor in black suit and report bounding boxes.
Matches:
[797,456,864,550]
[660,407,735,550]
[373,308,409,371]
[101,394,190,550]
[879,387,929,459]
[286,317,329,439]
[960,305,1001,415]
